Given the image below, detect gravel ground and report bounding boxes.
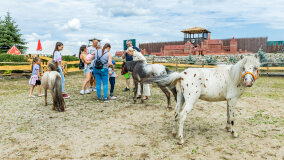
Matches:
[0,72,283,160]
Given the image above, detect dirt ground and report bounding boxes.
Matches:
[0,72,283,160]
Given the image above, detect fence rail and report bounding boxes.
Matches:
[1,55,284,76]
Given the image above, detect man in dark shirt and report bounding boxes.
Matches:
[122,40,140,92]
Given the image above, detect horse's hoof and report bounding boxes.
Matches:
[232,132,238,138]
[141,100,144,103]
[167,106,173,110]
[225,125,231,132]
[177,138,184,145]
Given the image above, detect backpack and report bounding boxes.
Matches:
[79,60,84,69]
[94,51,105,69]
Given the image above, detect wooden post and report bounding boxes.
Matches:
[176,57,178,71]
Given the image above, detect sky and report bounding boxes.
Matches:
[0,0,284,55]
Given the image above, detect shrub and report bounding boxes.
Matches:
[62,55,79,61]
[0,54,28,62]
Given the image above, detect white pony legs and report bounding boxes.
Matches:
[178,101,195,145]
[172,91,184,137]
[226,98,238,138]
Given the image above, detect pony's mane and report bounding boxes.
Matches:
[48,60,58,71]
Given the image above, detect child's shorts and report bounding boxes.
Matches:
[35,80,41,85]
[124,72,130,79]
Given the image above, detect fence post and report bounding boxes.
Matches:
[176,57,178,71]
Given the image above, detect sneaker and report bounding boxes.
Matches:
[80,90,85,95]
[104,99,109,102]
[123,88,130,92]
[89,87,94,91]
[85,89,91,94]
[63,94,70,99]
[110,96,117,100]
[29,95,36,98]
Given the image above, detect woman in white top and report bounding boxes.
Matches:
[127,47,150,99]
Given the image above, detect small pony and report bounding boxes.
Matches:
[122,61,177,108]
[145,56,260,144]
[42,60,65,112]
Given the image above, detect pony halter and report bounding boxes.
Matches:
[242,70,259,81]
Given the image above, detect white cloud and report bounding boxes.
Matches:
[55,18,81,31]
[1,0,284,53]
[23,33,51,42]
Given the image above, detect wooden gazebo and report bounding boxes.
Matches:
[181,27,211,45]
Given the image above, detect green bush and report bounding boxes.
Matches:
[0,54,28,62]
[3,70,12,75]
[62,55,79,61]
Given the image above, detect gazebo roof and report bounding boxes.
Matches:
[181,27,211,34]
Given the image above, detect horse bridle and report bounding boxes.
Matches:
[241,70,259,81]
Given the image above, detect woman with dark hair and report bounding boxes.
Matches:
[52,42,69,98]
[79,45,93,94]
[93,43,112,101]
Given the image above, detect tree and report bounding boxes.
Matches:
[0,12,27,53]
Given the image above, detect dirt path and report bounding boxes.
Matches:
[0,73,283,159]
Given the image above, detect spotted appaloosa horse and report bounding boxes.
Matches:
[145,56,260,144]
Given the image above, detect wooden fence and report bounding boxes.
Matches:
[139,37,268,53]
[139,41,184,53]
[0,55,283,76]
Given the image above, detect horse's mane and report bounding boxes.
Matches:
[48,60,58,71]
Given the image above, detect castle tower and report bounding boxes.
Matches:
[230,37,237,53]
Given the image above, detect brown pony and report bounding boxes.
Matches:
[42,60,65,112]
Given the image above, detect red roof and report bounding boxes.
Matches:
[7,46,21,55]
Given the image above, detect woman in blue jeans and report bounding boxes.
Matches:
[93,43,112,101]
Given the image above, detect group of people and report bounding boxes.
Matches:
[29,39,151,101]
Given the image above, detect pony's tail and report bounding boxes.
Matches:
[165,67,173,74]
[54,75,65,112]
[144,72,182,87]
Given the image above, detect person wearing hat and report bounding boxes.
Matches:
[108,60,117,100]
[87,39,101,92]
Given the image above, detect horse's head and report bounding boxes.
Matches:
[240,56,260,87]
[48,60,59,71]
[124,61,144,72]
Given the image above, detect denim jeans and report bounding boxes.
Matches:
[109,77,115,96]
[93,68,109,99]
[58,66,65,92]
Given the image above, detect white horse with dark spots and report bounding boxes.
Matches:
[145,56,260,144]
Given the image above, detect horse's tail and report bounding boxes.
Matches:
[54,74,65,112]
[144,72,182,87]
[165,67,173,74]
